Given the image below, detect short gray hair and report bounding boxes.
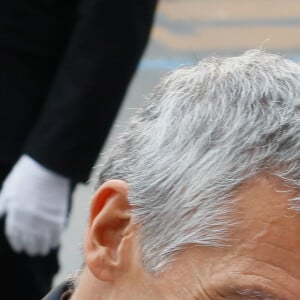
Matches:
[96,49,300,272]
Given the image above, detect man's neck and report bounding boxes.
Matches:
[70,269,112,300]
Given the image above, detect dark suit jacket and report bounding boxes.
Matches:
[42,281,73,300]
[0,0,157,182]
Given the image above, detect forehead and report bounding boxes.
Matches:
[234,175,300,249]
[172,175,300,298]
[222,175,300,296]
[154,175,300,299]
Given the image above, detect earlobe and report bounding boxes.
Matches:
[84,180,134,281]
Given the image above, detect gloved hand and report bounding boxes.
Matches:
[0,155,71,256]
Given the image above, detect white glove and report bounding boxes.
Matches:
[0,155,71,256]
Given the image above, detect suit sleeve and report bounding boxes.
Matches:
[24,0,158,183]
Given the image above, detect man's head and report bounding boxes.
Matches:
[75,50,300,299]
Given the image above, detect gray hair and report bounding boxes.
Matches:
[96,49,300,272]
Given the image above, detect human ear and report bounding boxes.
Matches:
[83,180,135,282]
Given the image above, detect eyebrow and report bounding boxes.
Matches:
[235,288,283,300]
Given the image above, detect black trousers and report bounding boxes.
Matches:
[0,217,59,299]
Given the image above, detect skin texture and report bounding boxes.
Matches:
[71,177,300,300]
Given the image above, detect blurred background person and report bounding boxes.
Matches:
[0,0,158,299]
